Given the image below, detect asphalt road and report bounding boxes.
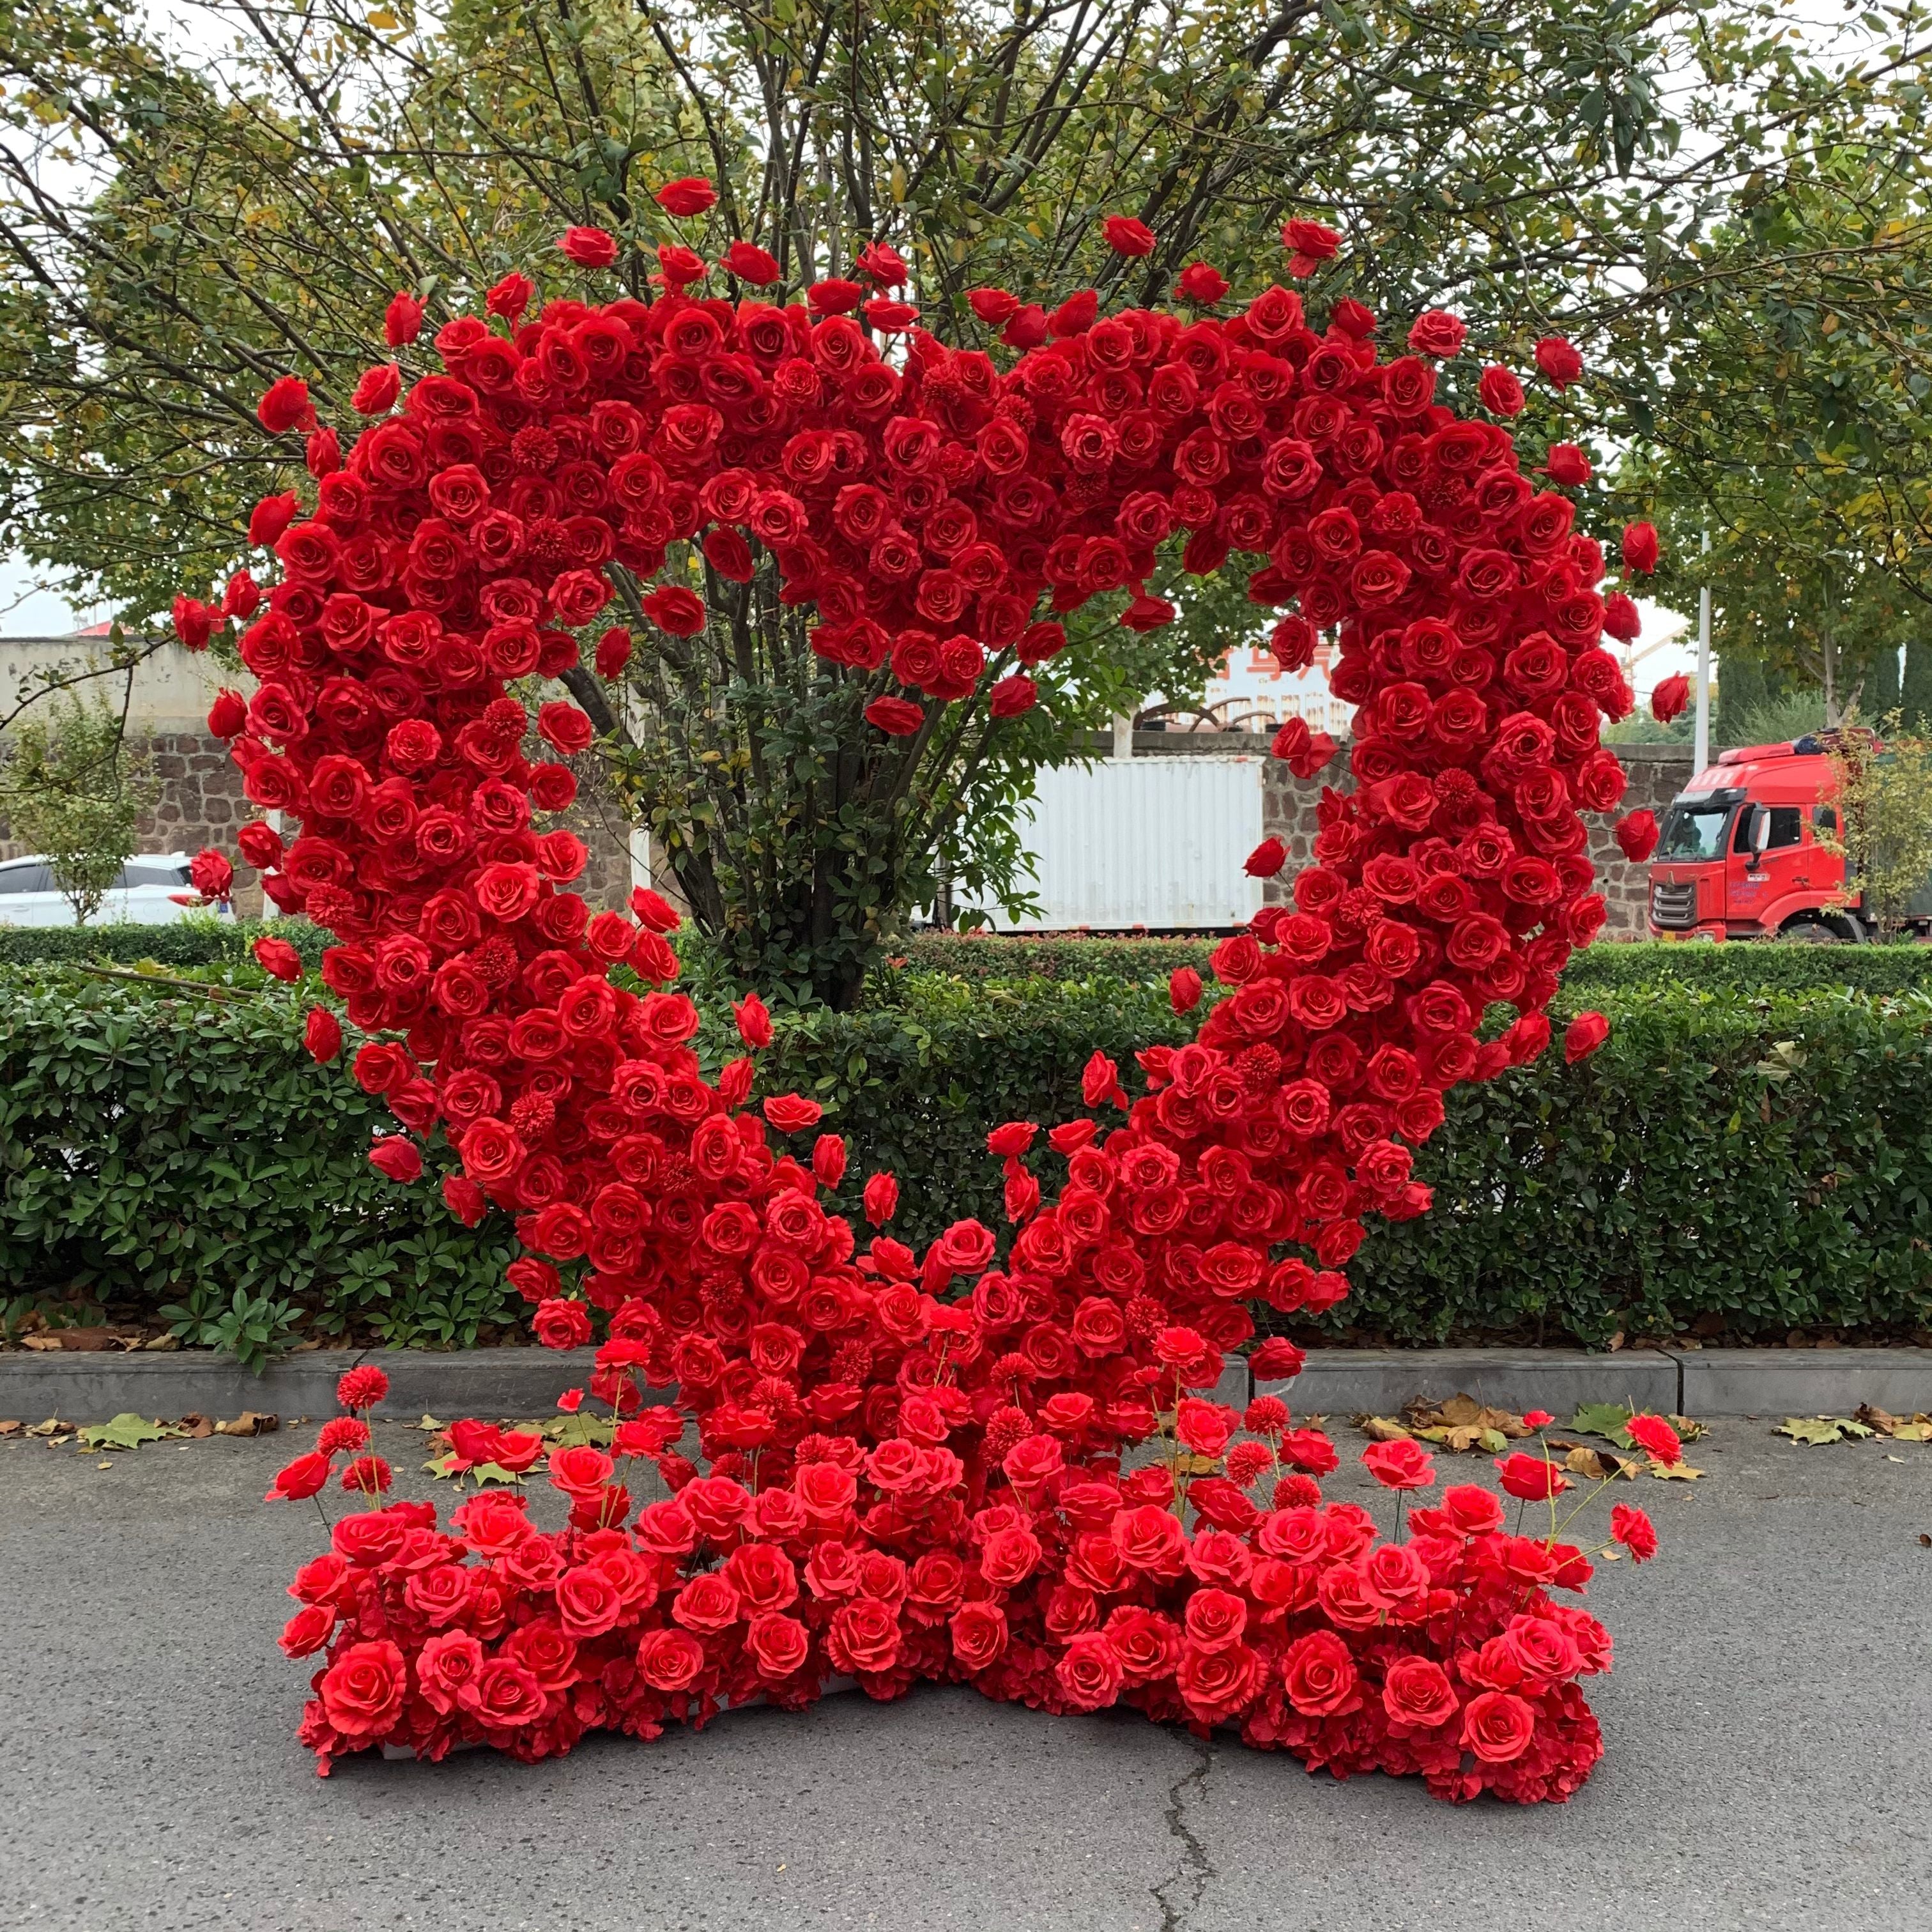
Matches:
[2,1419,1928,1932]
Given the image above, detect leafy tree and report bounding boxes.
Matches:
[1818,719,1932,932]
[0,693,158,923]
[1901,640,1932,731]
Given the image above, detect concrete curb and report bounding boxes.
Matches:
[5,1343,1931,1425]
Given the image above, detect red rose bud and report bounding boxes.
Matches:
[864,300,919,332]
[1477,364,1525,417]
[808,278,862,315]
[300,1006,342,1066]
[486,270,532,321]
[442,1174,487,1227]
[989,673,1038,718]
[812,1133,848,1191]
[1614,809,1660,863]
[304,426,339,478]
[1622,520,1661,574]
[1330,298,1376,339]
[1564,1010,1611,1063]
[1603,591,1641,641]
[247,490,299,549]
[1176,263,1229,305]
[967,287,1021,325]
[171,595,214,651]
[629,885,681,934]
[1542,442,1592,487]
[369,1137,423,1184]
[865,696,924,736]
[252,935,303,982]
[558,226,619,268]
[1651,673,1690,723]
[594,627,632,678]
[723,240,779,285]
[1002,303,1049,348]
[221,570,259,618]
[383,289,424,346]
[734,992,774,1049]
[1169,966,1203,1013]
[862,1170,899,1226]
[256,374,313,434]
[264,1451,334,1502]
[1534,335,1584,389]
[351,362,401,415]
[1102,215,1156,257]
[655,176,717,217]
[1244,837,1288,878]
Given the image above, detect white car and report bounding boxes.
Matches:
[0,852,234,926]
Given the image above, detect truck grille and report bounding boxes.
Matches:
[1650,881,1698,930]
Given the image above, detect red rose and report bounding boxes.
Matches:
[1055,1631,1126,1708]
[1621,520,1661,574]
[367,1137,421,1184]
[1495,1450,1570,1500]
[383,290,424,345]
[532,1298,594,1351]
[1542,441,1593,487]
[417,1631,484,1714]
[1611,1501,1659,1561]
[637,1627,707,1692]
[558,226,619,267]
[1280,218,1340,276]
[537,701,594,754]
[1462,1689,1537,1763]
[1361,1438,1436,1491]
[950,1600,1008,1672]
[351,362,401,415]
[1102,215,1156,257]
[1176,263,1228,304]
[763,1092,823,1134]
[656,176,717,217]
[828,1598,901,1675]
[264,1451,333,1502]
[1624,1413,1683,1465]
[1651,673,1690,723]
[1477,364,1525,417]
[318,1639,406,1738]
[253,936,303,983]
[461,1656,549,1730]
[642,585,707,637]
[1406,310,1466,358]
[1534,335,1584,389]
[723,239,779,284]
[1282,1629,1361,1716]
[256,375,313,434]
[748,1612,811,1679]
[1382,1655,1458,1729]
[862,1171,898,1225]
[866,696,925,736]
[1563,1010,1610,1064]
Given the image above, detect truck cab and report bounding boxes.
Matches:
[1646,740,1860,941]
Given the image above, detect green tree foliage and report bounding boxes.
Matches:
[1818,719,1932,931]
[0,693,157,923]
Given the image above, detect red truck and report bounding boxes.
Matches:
[1646,735,1932,942]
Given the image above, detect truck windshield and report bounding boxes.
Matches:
[1657,801,1733,861]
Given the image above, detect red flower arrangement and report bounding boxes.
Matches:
[197,202,1666,1797]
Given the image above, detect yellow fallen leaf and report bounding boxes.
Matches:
[1648,1459,1704,1480]
[1355,1415,1413,1442]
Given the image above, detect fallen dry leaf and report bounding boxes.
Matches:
[1855,1404,1932,1442]
[78,1413,178,1452]
[176,1413,216,1439]
[19,1335,61,1352]
[1354,1415,1414,1443]
[215,1411,279,1437]
[1553,1441,1640,1481]
[1648,1459,1705,1480]
[0,1420,21,1438]
[1919,1533,1931,1548]
[1399,1393,1532,1453]
[27,1416,73,1438]
[48,1328,118,1352]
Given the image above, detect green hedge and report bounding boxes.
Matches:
[6,963,1931,1355]
[894,933,1218,984]
[0,917,330,973]
[0,965,516,1365]
[1563,940,1932,997]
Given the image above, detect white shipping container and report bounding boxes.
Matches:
[980,755,1267,931]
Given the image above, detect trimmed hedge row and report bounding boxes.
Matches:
[0,917,330,972]
[5,962,1931,1354]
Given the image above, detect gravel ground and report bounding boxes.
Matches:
[1,1417,1927,1932]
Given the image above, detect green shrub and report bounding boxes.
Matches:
[0,917,328,973]
[0,967,516,1367]
[1565,940,1932,996]
[5,964,1931,1356]
[891,932,1218,985]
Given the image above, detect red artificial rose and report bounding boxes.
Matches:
[1651,673,1690,723]
[1624,1413,1683,1466]
[533,1297,594,1351]
[1176,263,1228,304]
[1461,1689,1537,1763]
[656,176,717,217]
[351,363,401,415]
[1495,1450,1570,1501]
[1614,809,1659,862]
[1281,218,1340,276]
[1543,442,1593,487]
[558,226,620,268]
[642,585,707,637]
[368,1137,422,1184]
[1406,310,1466,358]
[257,375,314,434]
[1282,1630,1360,1715]
[1534,335,1584,389]
[1563,1010,1610,1064]
[253,936,303,983]
[383,291,424,345]
[189,848,234,901]
[723,240,779,285]
[1611,1501,1659,1561]
[264,1450,334,1502]
[1243,837,1287,878]
[1361,1438,1436,1491]
[862,1170,898,1225]
[1102,215,1156,257]
[319,1639,407,1738]
[1381,1654,1458,1729]
[1622,520,1661,574]
[1477,364,1525,417]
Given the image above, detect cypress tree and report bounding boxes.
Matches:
[1863,641,1901,721]
[1900,641,1932,733]
[1717,654,1766,744]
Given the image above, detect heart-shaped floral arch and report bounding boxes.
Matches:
[205,206,1671,1800]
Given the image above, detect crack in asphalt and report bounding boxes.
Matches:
[1152,1733,1216,1932]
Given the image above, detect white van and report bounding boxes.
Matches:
[0,852,233,926]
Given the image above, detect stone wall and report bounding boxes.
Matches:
[1260,739,1710,939]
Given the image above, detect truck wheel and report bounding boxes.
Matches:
[1780,919,1842,945]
